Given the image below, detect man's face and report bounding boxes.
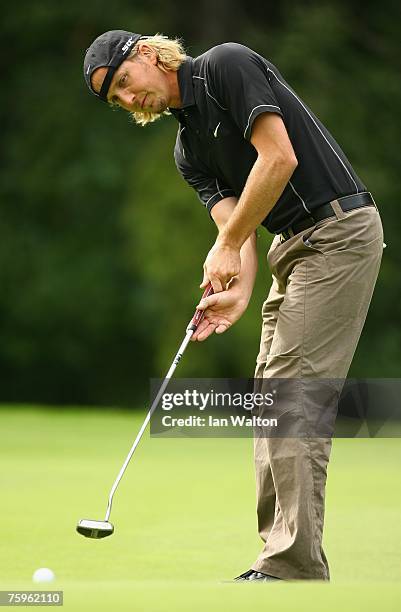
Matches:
[91,45,171,113]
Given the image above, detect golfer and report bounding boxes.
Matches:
[83,31,383,581]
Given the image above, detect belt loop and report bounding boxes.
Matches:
[280,226,294,242]
[330,199,346,220]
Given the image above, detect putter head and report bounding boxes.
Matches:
[76,519,114,539]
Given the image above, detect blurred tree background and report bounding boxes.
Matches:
[1,0,400,407]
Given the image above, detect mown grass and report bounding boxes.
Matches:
[0,406,400,611]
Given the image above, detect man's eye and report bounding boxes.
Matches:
[120,74,127,86]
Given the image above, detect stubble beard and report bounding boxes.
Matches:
[153,96,168,113]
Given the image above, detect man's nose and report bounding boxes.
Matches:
[120,90,135,109]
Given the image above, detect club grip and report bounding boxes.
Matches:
[188,283,214,332]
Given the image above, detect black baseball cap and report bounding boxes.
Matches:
[84,30,147,102]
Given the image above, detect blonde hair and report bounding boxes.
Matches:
[128,35,186,126]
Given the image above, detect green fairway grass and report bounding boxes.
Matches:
[0,406,400,611]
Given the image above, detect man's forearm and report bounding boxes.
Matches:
[235,231,258,304]
[211,197,258,300]
[218,153,296,250]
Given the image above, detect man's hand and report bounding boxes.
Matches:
[196,197,258,341]
[201,240,241,293]
[191,279,250,341]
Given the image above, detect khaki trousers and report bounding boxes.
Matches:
[252,202,383,580]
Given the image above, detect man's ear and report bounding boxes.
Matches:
[136,43,158,65]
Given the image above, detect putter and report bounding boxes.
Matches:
[77,282,214,539]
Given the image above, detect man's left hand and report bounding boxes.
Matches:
[201,240,241,293]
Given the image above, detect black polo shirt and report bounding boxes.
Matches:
[170,43,366,234]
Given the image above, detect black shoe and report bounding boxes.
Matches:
[234,569,281,581]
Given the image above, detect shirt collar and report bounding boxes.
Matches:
[169,56,195,115]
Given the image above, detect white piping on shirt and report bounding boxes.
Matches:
[289,180,311,214]
[178,126,186,158]
[213,122,221,138]
[268,69,359,194]
[205,188,233,207]
[243,104,282,139]
[243,104,310,214]
[193,75,228,110]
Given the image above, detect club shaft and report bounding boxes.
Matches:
[104,328,194,522]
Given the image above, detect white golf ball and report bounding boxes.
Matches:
[32,568,55,583]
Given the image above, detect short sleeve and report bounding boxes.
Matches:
[205,43,283,140]
[174,132,236,215]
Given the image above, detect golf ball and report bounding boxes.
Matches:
[32,568,55,583]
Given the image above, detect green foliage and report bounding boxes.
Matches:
[1,1,399,404]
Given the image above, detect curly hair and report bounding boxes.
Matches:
[126,34,186,127]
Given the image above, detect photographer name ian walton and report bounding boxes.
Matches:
[161,414,278,428]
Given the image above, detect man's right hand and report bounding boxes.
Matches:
[191,279,250,341]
